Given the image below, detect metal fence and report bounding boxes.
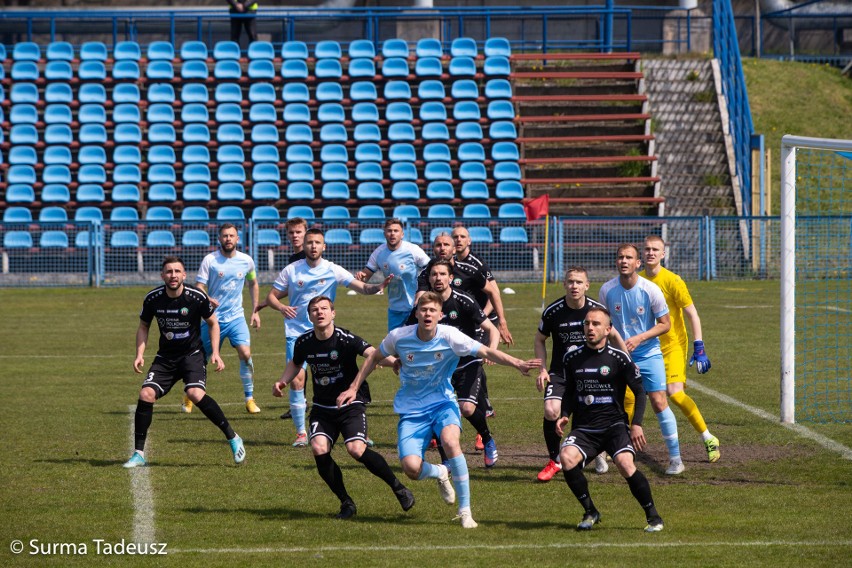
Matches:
[0,215,789,287]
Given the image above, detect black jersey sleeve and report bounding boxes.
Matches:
[291,332,311,366]
[416,262,432,292]
[457,291,487,326]
[348,332,372,357]
[139,296,155,324]
[405,307,417,326]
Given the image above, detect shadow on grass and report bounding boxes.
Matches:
[179,505,428,525]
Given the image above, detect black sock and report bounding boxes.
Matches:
[134,399,154,452]
[314,452,350,503]
[195,394,235,440]
[563,463,596,514]
[626,469,659,519]
[465,406,492,444]
[543,418,562,461]
[356,448,403,491]
[436,437,449,463]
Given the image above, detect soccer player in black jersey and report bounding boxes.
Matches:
[555,306,664,532]
[534,267,613,481]
[406,261,501,467]
[124,257,246,468]
[272,296,414,520]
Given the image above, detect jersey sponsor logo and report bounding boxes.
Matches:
[165,332,174,340]
[614,303,622,313]
[319,279,326,286]
[453,277,462,287]
[567,344,580,353]
[218,271,224,278]
[180,307,189,316]
[448,310,458,320]
[435,352,443,361]
[237,272,244,279]
[581,395,613,405]
[637,306,645,315]
[600,365,611,376]
[383,263,390,272]
[406,354,414,362]
[330,350,338,360]
[398,263,406,271]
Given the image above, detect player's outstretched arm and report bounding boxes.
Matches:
[477,345,540,375]
[347,274,393,295]
[204,315,225,372]
[133,320,150,373]
[684,304,711,373]
[355,267,375,282]
[337,348,384,407]
[266,288,297,319]
[272,360,301,397]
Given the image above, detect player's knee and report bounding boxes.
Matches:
[460,402,476,417]
[559,446,581,470]
[185,388,205,403]
[400,458,421,479]
[613,453,636,478]
[346,441,366,459]
[666,382,684,397]
[310,439,330,456]
[139,387,157,403]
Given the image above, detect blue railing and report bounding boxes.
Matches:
[713,0,754,216]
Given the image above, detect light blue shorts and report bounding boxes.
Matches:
[286,335,308,370]
[635,354,667,393]
[201,318,249,359]
[388,309,411,332]
[397,399,462,460]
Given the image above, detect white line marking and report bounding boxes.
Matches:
[721,305,774,309]
[823,306,852,314]
[127,405,156,544]
[169,540,852,554]
[688,380,852,460]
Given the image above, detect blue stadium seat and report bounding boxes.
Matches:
[252,182,280,201]
[421,123,449,141]
[111,231,140,248]
[216,206,245,221]
[217,183,246,201]
[494,162,522,181]
[43,184,71,203]
[114,41,141,61]
[485,37,511,57]
[45,125,72,145]
[0,44,5,61]
[39,206,69,222]
[287,163,315,182]
[249,102,277,123]
[316,40,342,59]
[348,39,375,59]
[390,162,418,182]
[287,144,314,163]
[148,164,177,184]
[11,83,39,104]
[460,180,489,200]
[11,62,39,81]
[282,40,309,59]
[485,78,512,99]
[247,59,274,80]
[406,227,424,244]
[495,180,524,199]
[382,39,409,58]
[147,124,175,144]
[3,207,33,223]
[456,122,484,141]
[468,226,494,244]
[183,184,211,202]
[248,41,275,60]
[287,205,315,220]
[215,103,243,123]
[393,204,421,221]
[217,144,245,163]
[385,101,413,122]
[352,102,379,123]
[315,59,343,79]
[110,206,140,221]
[492,141,520,162]
[209,83,237,104]
[451,37,478,58]
[75,231,100,248]
[281,124,310,144]
[251,205,280,221]
[146,206,174,222]
[424,161,452,181]
[357,205,386,220]
[463,203,491,219]
[381,57,410,78]
[428,204,456,219]
[250,124,277,144]
[415,57,442,77]
[13,42,40,61]
[489,121,518,140]
[255,229,281,247]
[322,206,350,221]
[488,100,515,120]
[321,182,349,200]
[388,123,415,142]
[281,60,309,79]
[498,203,526,219]
[148,41,175,60]
[7,185,35,203]
[484,56,511,77]
[453,101,481,121]
[45,61,73,81]
[182,230,211,247]
[181,60,210,80]
[146,61,174,80]
[40,231,70,248]
[324,229,353,245]
[181,41,208,60]
[500,227,528,243]
[75,184,105,202]
[74,207,104,222]
[427,181,455,200]
[219,124,246,143]
[429,227,453,242]
[320,124,348,143]
[321,162,349,182]
[391,182,420,201]
[320,144,347,163]
[145,146,173,164]
[383,81,411,101]
[315,82,343,102]
[147,103,175,124]
[416,38,442,58]
[249,82,276,103]
[418,80,445,100]
[359,228,386,245]
[286,102,313,123]
[110,60,139,80]
[4,231,33,249]
[45,83,73,104]
[349,58,376,79]
[286,182,315,201]
[459,161,486,181]
[282,82,310,103]
[10,125,38,145]
[458,142,485,162]
[181,206,210,222]
[252,144,280,163]
[182,125,210,145]
[81,41,108,61]
[146,230,177,248]
[214,41,241,60]
[79,83,107,104]
[356,182,384,200]
[9,146,37,165]
[419,101,447,122]
[350,81,378,101]
[217,164,245,183]
[114,103,141,124]
[115,83,143,104]
[8,165,36,185]
[112,184,141,202]
[252,163,280,183]
[450,57,477,78]
[214,60,242,80]
[11,104,38,124]
[355,162,383,182]
[387,143,414,163]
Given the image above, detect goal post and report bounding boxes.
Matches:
[780,135,852,424]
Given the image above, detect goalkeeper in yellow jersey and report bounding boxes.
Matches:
[636,235,720,462]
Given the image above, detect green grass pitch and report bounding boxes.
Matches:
[1,281,851,567]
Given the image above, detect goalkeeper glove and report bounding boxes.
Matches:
[688,340,711,374]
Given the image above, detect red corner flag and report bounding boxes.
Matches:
[524,194,550,221]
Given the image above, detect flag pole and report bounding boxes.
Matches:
[541,213,549,310]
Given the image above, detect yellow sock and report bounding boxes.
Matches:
[624,388,635,425]
[670,390,708,434]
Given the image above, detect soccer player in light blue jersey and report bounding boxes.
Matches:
[599,243,683,475]
[337,292,540,528]
[356,218,431,331]
[184,223,262,415]
[265,228,392,446]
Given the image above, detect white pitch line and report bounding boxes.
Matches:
[169,540,852,555]
[127,405,156,545]
[687,380,852,460]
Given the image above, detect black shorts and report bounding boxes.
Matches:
[560,423,635,467]
[452,362,485,405]
[142,349,207,399]
[309,403,368,446]
[544,371,566,401]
